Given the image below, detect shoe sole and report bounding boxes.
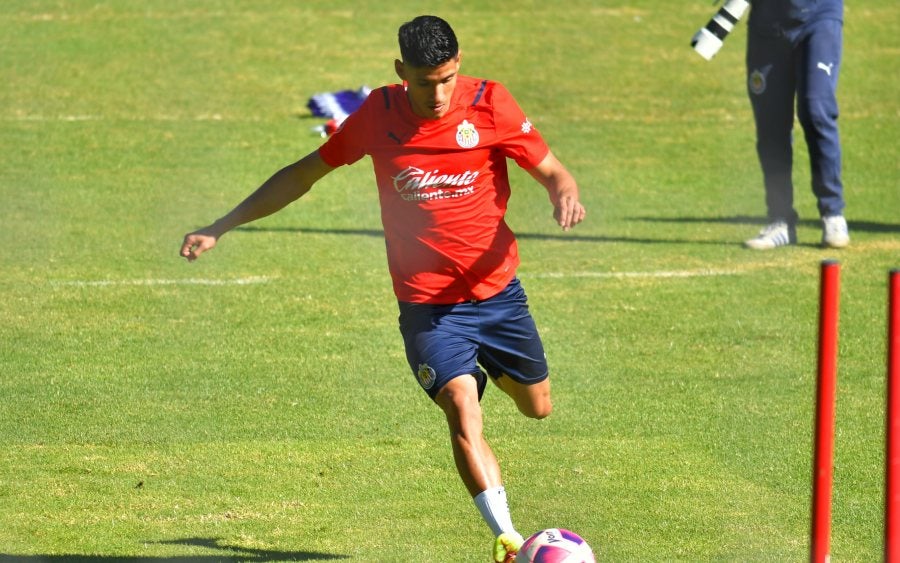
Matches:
[822,239,850,249]
[744,240,796,250]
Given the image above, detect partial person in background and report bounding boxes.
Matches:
[743,0,849,250]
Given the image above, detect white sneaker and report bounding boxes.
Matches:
[744,221,797,250]
[822,215,850,248]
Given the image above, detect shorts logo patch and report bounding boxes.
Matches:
[416,363,437,390]
[749,66,771,95]
[456,119,479,149]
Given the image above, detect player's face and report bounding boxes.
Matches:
[395,55,461,120]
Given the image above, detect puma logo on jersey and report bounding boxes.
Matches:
[817,62,834,76]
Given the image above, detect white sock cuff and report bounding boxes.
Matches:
[474,486,516,537]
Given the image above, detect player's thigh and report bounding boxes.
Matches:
[746,30,795,129]
[799,18,842,95]
[398,300,482,400]
[477,279,549,384]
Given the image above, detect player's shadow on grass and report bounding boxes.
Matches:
[235,225,686,245]
[0,537,349,562]
[239,216,899,247]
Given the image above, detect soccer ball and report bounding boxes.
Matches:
[517,528,595,563]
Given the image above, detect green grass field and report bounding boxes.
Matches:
[1,1,898,560]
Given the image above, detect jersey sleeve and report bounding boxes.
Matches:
[317,91,376,167]
[488,82,550,169]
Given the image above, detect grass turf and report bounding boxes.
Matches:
[1,0,898,560]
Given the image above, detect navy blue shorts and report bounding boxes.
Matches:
[397,278,549,401]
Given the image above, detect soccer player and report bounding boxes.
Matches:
[180,15,585,561]
[743,0,848,250]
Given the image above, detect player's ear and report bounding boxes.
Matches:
[394,59,405,81]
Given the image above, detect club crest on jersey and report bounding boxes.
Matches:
[416,363,437,390]
[749,66,771,95]
[456,119,479,149]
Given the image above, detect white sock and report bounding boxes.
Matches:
[474,486,517,537]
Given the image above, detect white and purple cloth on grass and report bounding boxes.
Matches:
[307,86,371,136]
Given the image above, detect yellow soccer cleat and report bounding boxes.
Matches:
[493,532,524,563]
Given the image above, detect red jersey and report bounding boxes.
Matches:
[318,75,550,304]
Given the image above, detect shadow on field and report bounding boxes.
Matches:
[236,224,700,245]
[0,537,349,562]
[237,225,385,239]
[238,217,899,247]
[633,214,900,234]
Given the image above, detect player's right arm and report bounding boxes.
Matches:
[180,150,335,262]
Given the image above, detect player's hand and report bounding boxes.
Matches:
[554,195,586,231]
[180,228,219,262]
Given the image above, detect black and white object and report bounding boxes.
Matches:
[691,0,750,60]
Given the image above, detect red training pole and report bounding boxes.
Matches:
[885,269,900,562]
[811,260,840,563]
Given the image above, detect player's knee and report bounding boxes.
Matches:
[799,97,838,131]
[519,398,552,420]
[436,376,483,423]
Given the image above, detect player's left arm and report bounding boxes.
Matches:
[527,151,586,231]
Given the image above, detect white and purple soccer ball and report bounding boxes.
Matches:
[517,528,595,563]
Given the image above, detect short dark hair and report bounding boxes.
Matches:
[397,15,459,68]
